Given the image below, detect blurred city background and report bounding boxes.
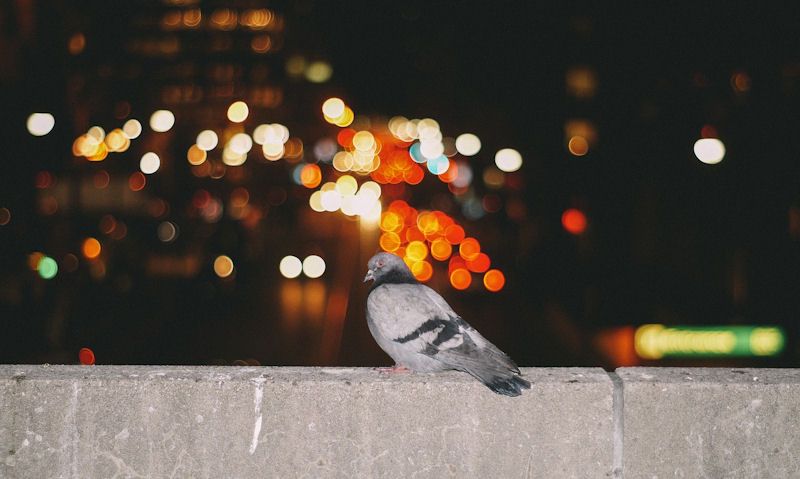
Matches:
[1,1,798,368]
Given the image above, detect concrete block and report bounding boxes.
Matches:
[1,366,613,478]
[618,367,800,479]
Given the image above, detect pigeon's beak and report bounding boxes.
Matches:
[363,269,374,282]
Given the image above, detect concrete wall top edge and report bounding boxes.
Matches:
[0,365,611,385]
[616,367,800,384]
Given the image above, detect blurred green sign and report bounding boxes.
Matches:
[635,324,785,359]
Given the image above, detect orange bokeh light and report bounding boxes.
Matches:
[568,136,589,156]
[562,208,588,235]
[483,269,506,292]
[379,232,401,252]
[459,237,481,261]
[411,260,433,282]
[450,268,472,290]
[81,237,101,259]
[405,226,425,242]
[444,224,465,244]
[129,172,146,191]
[406,240,428,262]
[466,252,490,273]
[300,164,322,188]
[430,238,453,261]
[337,128,356,148]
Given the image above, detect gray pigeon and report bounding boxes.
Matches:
[364,252,530,397]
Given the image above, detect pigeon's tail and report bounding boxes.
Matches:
[466,367,531,397]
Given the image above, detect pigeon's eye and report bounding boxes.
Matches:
[376,261,384,268]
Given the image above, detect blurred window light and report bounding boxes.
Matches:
[494,148,523,172]
[149,110,175,132]
[27,113,55,136]
[634,325,785,359]
[693,138,726,164]
[302,255,326,278]
[455,133,481,156]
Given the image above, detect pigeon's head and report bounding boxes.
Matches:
[364,252,412,283]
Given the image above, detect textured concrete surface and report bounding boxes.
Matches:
[0,366,613,479]
[618,367,800,479]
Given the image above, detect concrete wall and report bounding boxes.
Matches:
[0,366,797,478]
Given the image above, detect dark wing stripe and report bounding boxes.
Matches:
[394,318,458,345]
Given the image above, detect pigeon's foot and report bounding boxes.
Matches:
[374,365,411,374]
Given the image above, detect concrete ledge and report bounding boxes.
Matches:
[1,366,613,478]
[618,367,800,479]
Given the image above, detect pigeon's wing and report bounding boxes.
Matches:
[374,284,530,397]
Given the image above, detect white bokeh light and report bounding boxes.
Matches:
[279,256,302,279]
[693,138,726,165]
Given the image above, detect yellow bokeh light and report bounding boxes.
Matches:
[309,191,325,212]
[352,131,376,152]
[335,175,358,196]
[322,98,346,120]
[227,101,249,123]
[305,61,332,83]
[495,148,523,172]
[406,240,428,262]
[359,181,381,199]
[27,113,55,136]
[213,255,235,278]
[334,107,354,127]
[332,151,354,172]
[87,126,105,142]
[149,110,175,132]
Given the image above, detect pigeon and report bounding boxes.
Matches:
[364,252,530,397]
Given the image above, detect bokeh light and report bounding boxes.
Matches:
[568,136,589,156]
[483,269,506,292]
[406,240,428,262]
[450,268,472,290]
[302,255,326,278]
[495,148,523,172]
[140,152,161,174]
[213,255,234,278]
[411,260,433,282]
[562,208,588,235]
[81,237,101,259]
[78,347,95,365]
[694,138,726,164]
[123,119,142,139]
[279,255,303,278]
[300,164,322,188]
[149,110,175,132]
[197,130,219,150]
[0,207,10,226]
[37,256,58,279]
[459,237,481,261]
[227,101,249,123]
[430,238,453,261]
[322,97,346,119]
[27,113,55,136]
[455,133,481,156]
